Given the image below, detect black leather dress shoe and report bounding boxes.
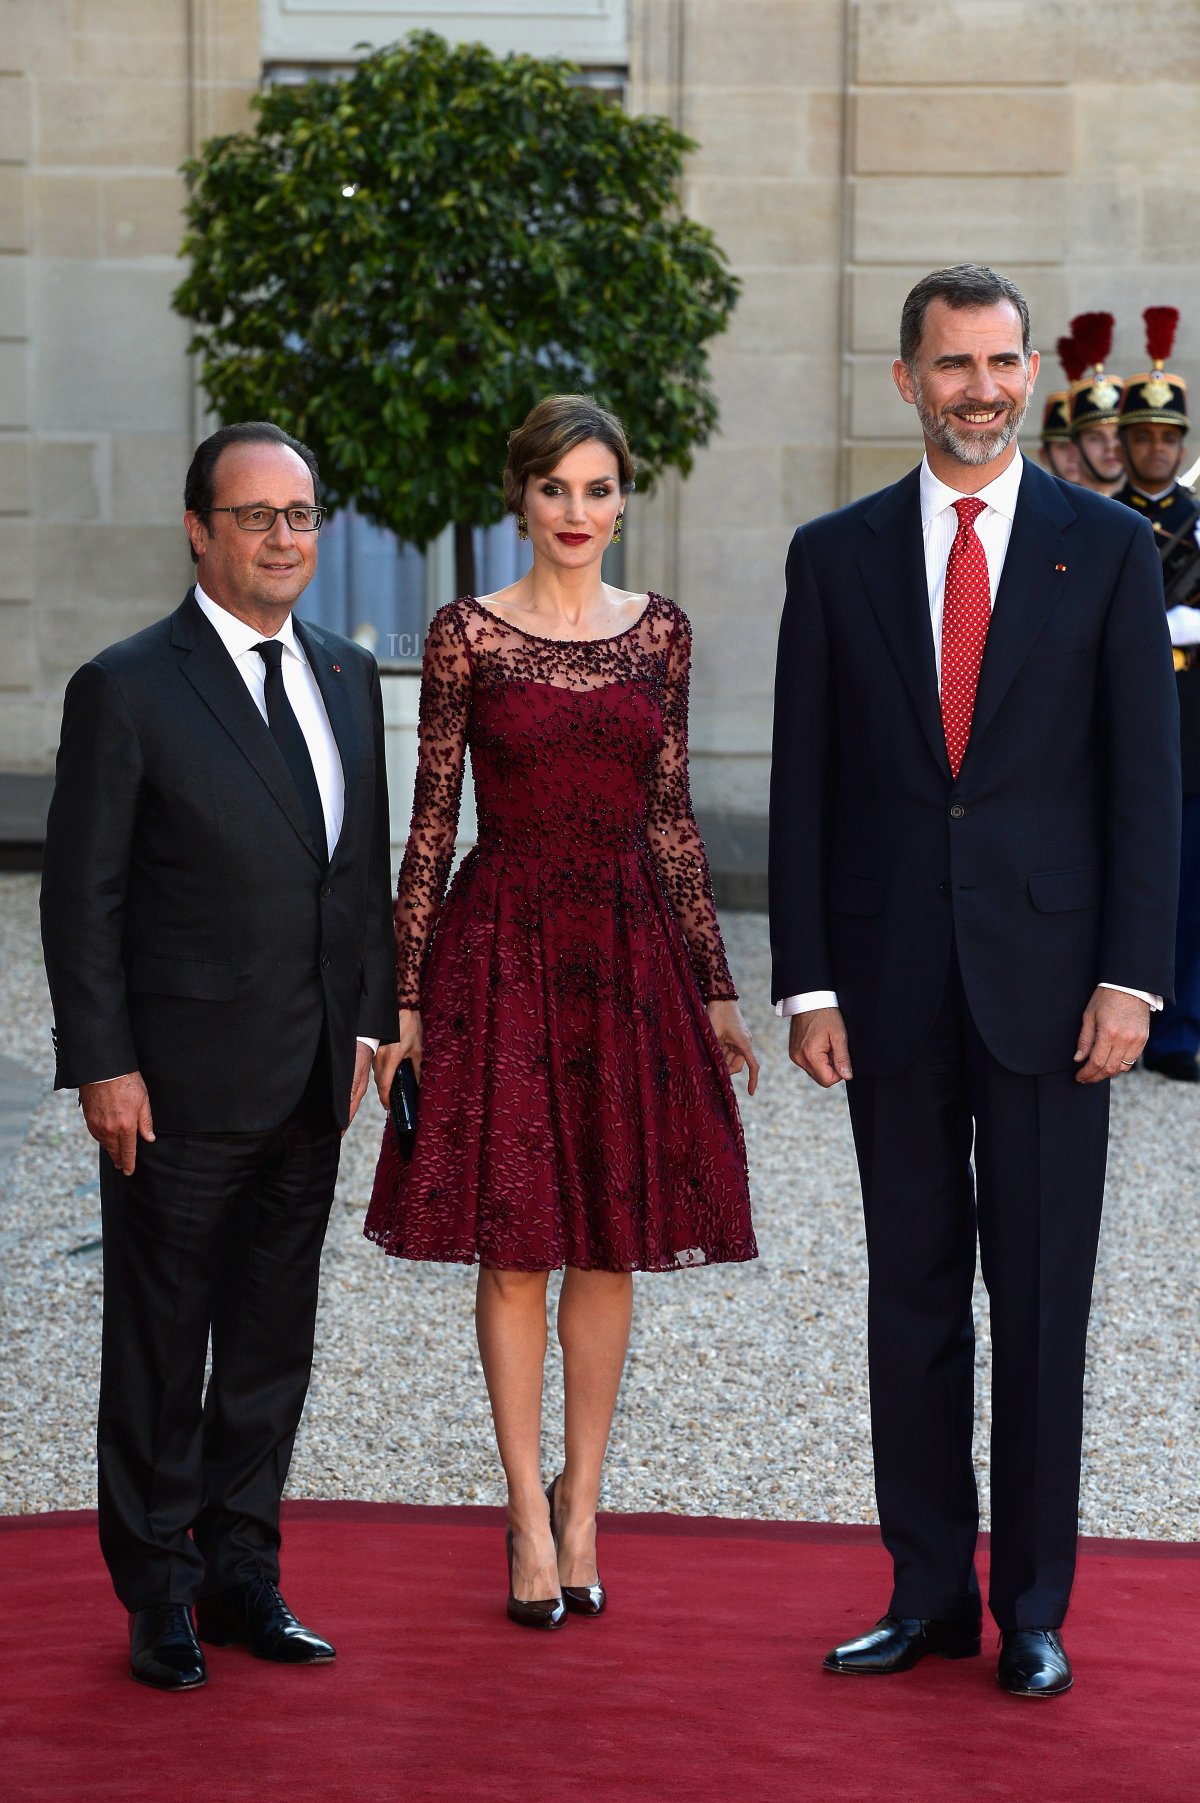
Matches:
[824,1614,981,1674]
[996,1627,1073,1696]
[1142,1049,1199,1082]
[129,1603,207,1691]
[196,1574,335,1663]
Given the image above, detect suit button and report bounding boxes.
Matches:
[949,804,966,819]
[322,887,333,898]
[939,880,951,896]
[320,954,330,968]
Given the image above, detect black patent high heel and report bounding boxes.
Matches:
[546,1475,606,1617]
[505,1526,566,1630]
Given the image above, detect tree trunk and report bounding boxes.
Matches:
[454,520,476,600]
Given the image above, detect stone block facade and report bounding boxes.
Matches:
[0,0,259,771]
[627,0,1200,813]
[2,0,1198,820]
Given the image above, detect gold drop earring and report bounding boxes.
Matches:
[612,515,623,545]
[517,513,528,540]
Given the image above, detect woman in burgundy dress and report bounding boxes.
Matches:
[366,395,757,1628]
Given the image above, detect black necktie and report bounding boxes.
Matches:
[255,639,327,858]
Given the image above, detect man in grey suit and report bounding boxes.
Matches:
[41,421,398,1690]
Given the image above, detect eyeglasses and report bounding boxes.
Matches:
[208,504,325,533]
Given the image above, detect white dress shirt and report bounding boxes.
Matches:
[195,586,379,1058]
[921,450,1021,682]
[195,584,345,859]
[777,452,1159,1017]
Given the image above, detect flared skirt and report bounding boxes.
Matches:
[364,843,756,1272]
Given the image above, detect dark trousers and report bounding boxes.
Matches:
[96,1055,341,1611]
[1146,792,1200,1059]
[845,953,1109,1631]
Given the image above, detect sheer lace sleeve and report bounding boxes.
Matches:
[645,609,737,1001]
[394,602,471,1008]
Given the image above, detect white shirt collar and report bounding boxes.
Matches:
[919,449,1024,526]
[1129,482,1176,503]
[194,583,306,664]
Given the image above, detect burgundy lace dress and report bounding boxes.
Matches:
[363,594,756,1272]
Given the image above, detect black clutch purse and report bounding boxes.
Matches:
[389,1058,419,1160]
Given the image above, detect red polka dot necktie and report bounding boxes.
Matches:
[940,496,990,779]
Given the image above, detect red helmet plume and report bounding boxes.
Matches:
[1069,312,1115,371]
[1143,306,1179,367]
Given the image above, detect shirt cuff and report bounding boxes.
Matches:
[1166,604,1200,647]
[777,985,1161,1019]
[775,991,839,1017]
[356,1037,380,1054]
[1099,982,1162,1012]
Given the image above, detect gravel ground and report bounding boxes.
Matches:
[1,871,1196,1539]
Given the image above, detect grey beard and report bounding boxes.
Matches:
[914,381,1028,467]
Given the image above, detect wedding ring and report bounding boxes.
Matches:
[1119,1059,1135,1068]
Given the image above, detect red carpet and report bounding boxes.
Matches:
[1,1503,1196,1802]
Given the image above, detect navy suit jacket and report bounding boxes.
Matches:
[41,591,399,1132]
[768,458,1181,1077]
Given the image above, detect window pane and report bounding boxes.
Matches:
[300,504,426,662]
[475,519,533,597]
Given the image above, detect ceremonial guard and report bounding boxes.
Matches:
[1115,308,1200,1079]
[1067,311,1125,496]
[1037,332,1084,484]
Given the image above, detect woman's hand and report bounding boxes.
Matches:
[374,1008,424,1106]
[706,999,760,1096]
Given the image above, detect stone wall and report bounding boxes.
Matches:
[847,0,1200,483]
[628,0,846,813]
[628,0,1200,815]
[3,0,1198,799]
[0,0,259,770]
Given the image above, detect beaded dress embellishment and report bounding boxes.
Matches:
[364,594,757,1273]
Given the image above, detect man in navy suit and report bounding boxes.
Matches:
[769,266,1180,1696]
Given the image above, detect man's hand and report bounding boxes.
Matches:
[80,1072,154,1175]
[1074,987,1150,1084]
[346,1041,375,1131]
[788,1006,853,1087]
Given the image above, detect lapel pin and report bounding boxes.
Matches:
[332,663,341,673]
[1054,563,1067,573]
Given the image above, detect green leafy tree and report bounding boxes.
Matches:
[173,31,739,596]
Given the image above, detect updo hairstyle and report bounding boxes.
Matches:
[503,395,637,515]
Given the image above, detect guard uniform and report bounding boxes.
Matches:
[1114,310,1200,1073]
[1039,386,1072,450]
[1067,311,1123,489]
[1038,333,1087,483]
